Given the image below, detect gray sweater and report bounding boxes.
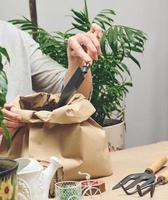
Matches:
[0,20,66,102]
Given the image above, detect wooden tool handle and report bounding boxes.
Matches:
[146,156,167,174]
[158,169,168,184]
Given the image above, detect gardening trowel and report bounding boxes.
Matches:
[32,64,90,111]
[56,63,90,108]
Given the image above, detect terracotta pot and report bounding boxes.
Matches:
[0,158,18,200]
[103,121,125,151]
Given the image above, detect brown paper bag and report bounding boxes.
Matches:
[2,92,112,180]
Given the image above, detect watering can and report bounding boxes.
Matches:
[16,156,62,200]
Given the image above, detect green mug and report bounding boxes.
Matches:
[0,158,18,200]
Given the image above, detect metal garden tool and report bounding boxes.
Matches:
[56,63,90,108]
[112,156,167,195]
[32,64,90,112]
[137,168,168,197]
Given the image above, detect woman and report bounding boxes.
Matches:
[0,20,102,139]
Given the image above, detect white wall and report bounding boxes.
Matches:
[0,0,29,20]
[1,0,168,147]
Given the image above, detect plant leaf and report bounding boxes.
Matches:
[0,47,10,62]
[0,122,11,148]
[127,53,141,68]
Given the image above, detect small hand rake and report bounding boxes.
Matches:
[112,156,167,195]
[137,168,168,197]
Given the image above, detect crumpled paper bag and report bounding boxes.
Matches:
[1,92,112,180]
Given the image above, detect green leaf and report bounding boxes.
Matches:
[84,0,89,19]
[0,111,3,122]
[0,47,10,62]
[0,122,11,148]
[130,46,143,53]
[101,9,116,15]
[96,13,114,22]
[9,19,30,24]
[71,9,87,22]
[0,61,3,71]
[73,16,86,25]
[20,24,38,30]
[0,69,8,98]
[72,23,88,32]
[124,82,133,87]
[93,20,106,30]
[127,53,141,68]
[119,63,132,78]
[100,33,107,55]
[107,26,118,53]
[94,17,112,27]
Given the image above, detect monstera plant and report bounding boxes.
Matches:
[10,0,147,127]
[0,47,11,146]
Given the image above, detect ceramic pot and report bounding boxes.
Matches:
[104,121,125,151]
[0,158,18,200]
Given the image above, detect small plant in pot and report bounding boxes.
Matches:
[10,0,146,151]
[71,2,147,150]
[0,47,18,200]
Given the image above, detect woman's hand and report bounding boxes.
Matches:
[0,104,24,136]
[65,23,103,98]
[67,23,103,68]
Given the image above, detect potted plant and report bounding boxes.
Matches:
[69,2,146,150]
[10,0,146,150]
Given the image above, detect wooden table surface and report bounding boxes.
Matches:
[52,141,168,200]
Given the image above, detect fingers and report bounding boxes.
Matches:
[67,23,103,66]
[3,119,24,129]
[68,35,92,63]
[2,104,23,130]
[68,32,101,64]
[86,32,101,55]
[2,107,21,122]
[90,23,103,40]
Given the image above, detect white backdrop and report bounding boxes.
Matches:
[0,0,168,147]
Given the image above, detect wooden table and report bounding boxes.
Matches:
[53,142,168,200]
[84,141,168,200]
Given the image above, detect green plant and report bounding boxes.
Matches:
[0,47,11,146]
[10,0,146,126]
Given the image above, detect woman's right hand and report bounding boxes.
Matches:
[0,104,24,136]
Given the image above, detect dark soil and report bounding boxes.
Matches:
[103,118,123,127]
[33,100,59,111]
